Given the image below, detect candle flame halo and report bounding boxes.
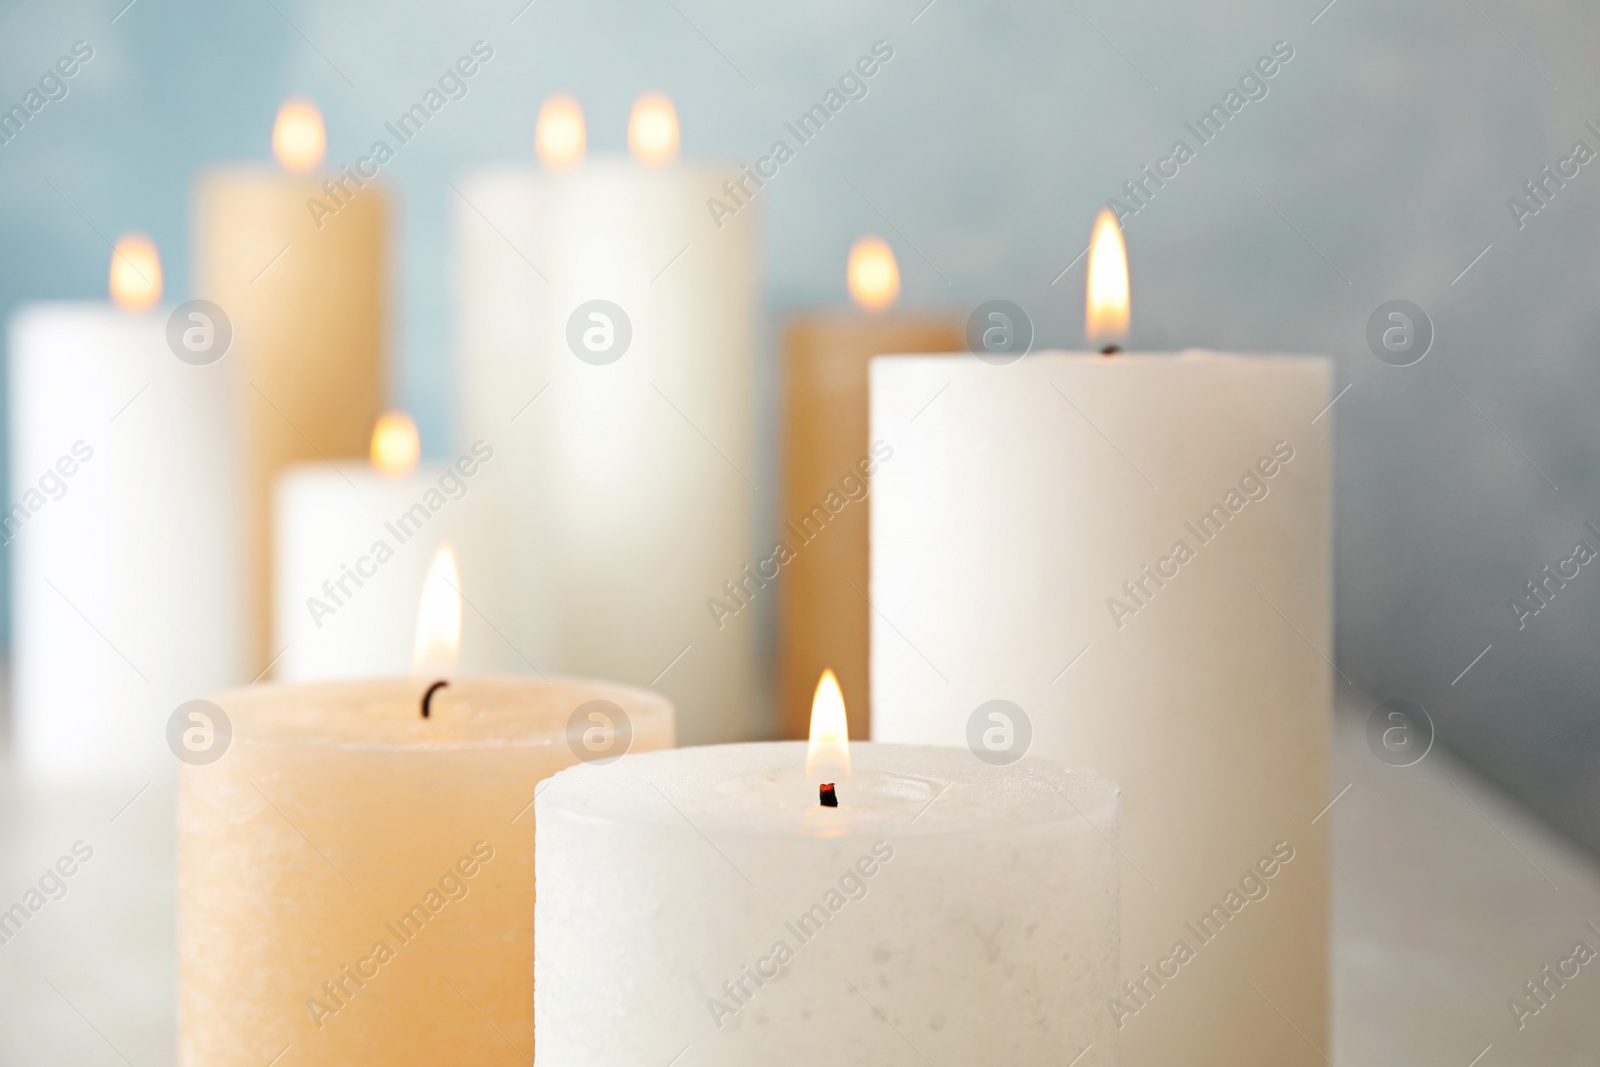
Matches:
[805,668,851,783]
[847,235,900,311]
[628,92,680,167]
[273,98,326,173]
[413,542,462,677]
[370,412,421,476]
[1085,207,1129,350]
[536,94,587,171]
[109,234,162,311]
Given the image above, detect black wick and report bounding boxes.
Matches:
[421,680,449,719]
[819,783,838,808]
[1100,344,1122,355]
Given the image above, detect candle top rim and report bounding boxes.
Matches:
[202,674,673,750]
[538,741,1117,837]
[868,348,1333,363]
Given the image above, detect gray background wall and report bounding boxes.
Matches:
[1,0,1596,850]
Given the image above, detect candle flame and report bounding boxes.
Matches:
[805,669,851,782]
[628,92,680,167]
[847,236,900,311]
[536,94,586,171]
[412,542,462,677]
[273,98,326,173]
[1085,208,1129,349]
[370,412,420,476]
[109,234,162,311]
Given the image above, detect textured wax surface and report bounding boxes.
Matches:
[177,675,672,1067]
[535,742,1118,1064]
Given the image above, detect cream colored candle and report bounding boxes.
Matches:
[778,236,963,740]
[195,99,386,676]
[178,661,672,1064]
[870,214,1331,1065]
[535,676,1119,1065]
[455,94,760,744]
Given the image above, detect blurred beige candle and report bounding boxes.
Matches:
[778,236,963,740]
[195,98,387,676]
[177,554,673,1065]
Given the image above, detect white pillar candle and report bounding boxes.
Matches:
[9,235,242,781]
[456,94,761,744]
[869,349,1331,1063]
[273,414,511,680]
[535,739,1119,1064]
[179,669,672,1065]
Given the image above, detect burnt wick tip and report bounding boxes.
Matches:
[1100,344,1122,355]
[819,783,838,808]
[421,679,449,719]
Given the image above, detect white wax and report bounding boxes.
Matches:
[870,351,1331,1064]
[8,305,242,780]
[455,161,761,744]
[273,458,511,680]
[535,742,1119,1065]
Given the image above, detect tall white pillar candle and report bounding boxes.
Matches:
[870,351,1331,1065]
[9,238,241,780]
[456,96,761,744]
[535,741,1119,1064]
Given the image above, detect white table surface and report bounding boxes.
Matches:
[0,688,1596,1065]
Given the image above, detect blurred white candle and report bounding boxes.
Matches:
[870,213,1331,1065]
[273,413,511,680]
[8,235,242,781]
[535,673,1119,1064]
[455,92,761,743]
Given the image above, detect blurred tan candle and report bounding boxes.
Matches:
[778,236,962,739]
[195,98,387,676]
[177,550,674,1065]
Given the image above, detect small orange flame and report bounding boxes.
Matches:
[1086,208,1129,350]
[412,542,462,677]
[370,412,420,476]
[805,669,851,783]
[847,236,900,312]
[536,94,586,171]
[628,92,680,167]
[109,234,162,311]
[273,99,326,173]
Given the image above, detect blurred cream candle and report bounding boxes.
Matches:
[870,212,1331,1066]
[455,93,760,744]
[178,563,674,1066]
[196,98,387,676]
[9,236,241,781]
[535,673,1119,1065]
